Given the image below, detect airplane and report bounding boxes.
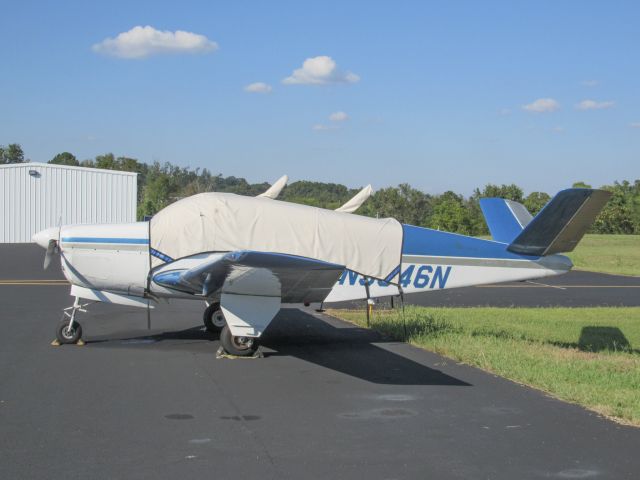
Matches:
[32,178,611,357]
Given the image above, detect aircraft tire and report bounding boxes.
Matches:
[56,320,83,344]
[203,303,226,332]
[220,325,259,357]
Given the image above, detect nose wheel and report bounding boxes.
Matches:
[56,320,83,344]
[219,325,259,357]
[203,302,226,333]
[55,296,89,344]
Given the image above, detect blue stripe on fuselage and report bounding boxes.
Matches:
[61,237,149,244]
[401,224,539,260]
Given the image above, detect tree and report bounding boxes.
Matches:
[524,191,551,215]
[361,184,432,226]
[592,183,636,234]
[572,181,592,189]
[474,183,524,203]
[139,171,173,218]
[49,152,79,166]
[429,191,476,234]
[95,153,117,170]
[0,143,25,164]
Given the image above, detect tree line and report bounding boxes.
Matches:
[2,144,639,235]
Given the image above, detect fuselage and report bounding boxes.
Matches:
[35,220,572,304]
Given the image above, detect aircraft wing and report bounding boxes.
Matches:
[153,250,344,303]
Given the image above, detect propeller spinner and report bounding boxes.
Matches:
[32,227,60,270]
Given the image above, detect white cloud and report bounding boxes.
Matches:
[582,80,599,87]
[244,82,272,93]
[283,56,360,85]
[522,98,560,113]
[92,25,218,59]
[312,124,339,131]
[575,99,615,110]
[329,111,349,122]
[630,122,640,129]
[498,108,511,116]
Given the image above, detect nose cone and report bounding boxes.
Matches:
[33,227,59,249]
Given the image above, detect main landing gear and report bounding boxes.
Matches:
[219,325,259,357]
[56,297,89,344]
[204,303,260,357]
[203,302,226,333]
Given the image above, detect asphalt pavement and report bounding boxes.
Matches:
[1,244,640,479]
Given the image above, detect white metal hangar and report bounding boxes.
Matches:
[0,162,137,243]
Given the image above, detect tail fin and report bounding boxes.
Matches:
[507,189,611,256]
[479,198,533,243]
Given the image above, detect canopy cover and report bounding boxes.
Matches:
[150,193,403,282]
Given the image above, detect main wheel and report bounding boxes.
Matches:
[219,325,259,357]
[203,303,226,333]
[56,320,83,344]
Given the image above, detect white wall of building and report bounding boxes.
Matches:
[0,163,138,243]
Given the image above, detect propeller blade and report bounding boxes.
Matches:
[43,239,57,270]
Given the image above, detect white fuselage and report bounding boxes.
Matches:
[51,221,572,306]
[58,222,149,297]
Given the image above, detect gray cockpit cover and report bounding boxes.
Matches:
[150,192,403,282]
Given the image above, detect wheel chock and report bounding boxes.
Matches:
[215,346,263,359]
[50,339,85,346]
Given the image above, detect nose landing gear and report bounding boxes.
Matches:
[55,296,90,345]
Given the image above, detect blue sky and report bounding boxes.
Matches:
[1,0,638,194]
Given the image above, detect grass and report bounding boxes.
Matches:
[331,306,640,426]
[566,234,640,276]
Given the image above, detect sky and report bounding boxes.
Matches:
[1,0,638,195]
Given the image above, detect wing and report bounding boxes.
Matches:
[152,250,345,303]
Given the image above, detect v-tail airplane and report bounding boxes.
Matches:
[33,178,610,356]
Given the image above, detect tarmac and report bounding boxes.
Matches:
[1,244,639,479]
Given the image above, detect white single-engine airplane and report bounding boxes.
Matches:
[33,178,610,357]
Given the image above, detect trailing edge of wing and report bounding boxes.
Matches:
[507,188,611,256]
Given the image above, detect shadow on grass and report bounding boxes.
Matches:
[368,312,639,355]
[368,314,462,342]
[551,326,638,354]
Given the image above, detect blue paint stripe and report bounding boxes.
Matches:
[402,224,540,260]
[150,248,174,263]
[383,265,401,283]
[61,237,149,244]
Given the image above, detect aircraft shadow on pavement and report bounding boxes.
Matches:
[88,308,470,387]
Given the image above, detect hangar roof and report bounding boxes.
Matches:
[0,162,137,176]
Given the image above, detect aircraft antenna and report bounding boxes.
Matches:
[364,281,372,328]
[398,285,407,342]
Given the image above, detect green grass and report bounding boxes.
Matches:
[331,306,640,425]
[567,234,640,276]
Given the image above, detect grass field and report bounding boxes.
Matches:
[331,306,640,426]
[567,234,640,276]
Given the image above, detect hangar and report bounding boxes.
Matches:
[0,162,137,243]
